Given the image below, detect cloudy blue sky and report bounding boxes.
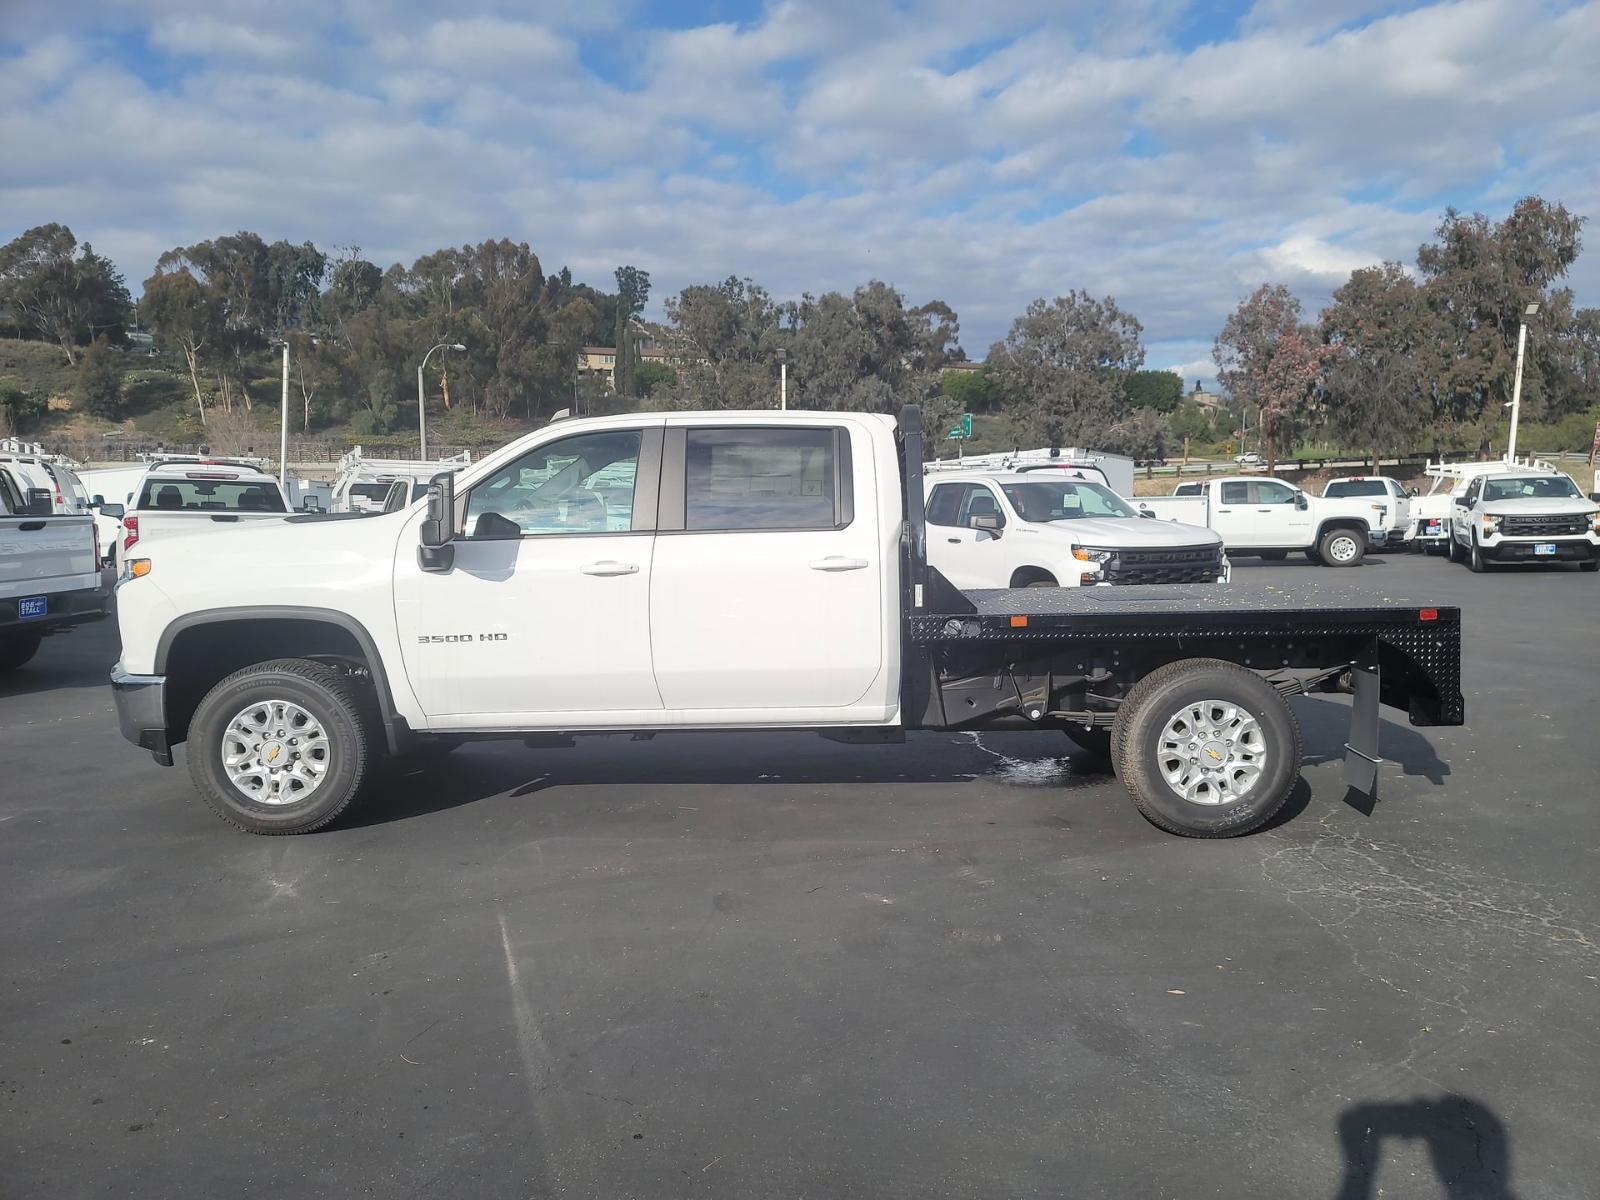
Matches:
[2,0,1596,380]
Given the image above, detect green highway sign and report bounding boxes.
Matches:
[947,413,973,440]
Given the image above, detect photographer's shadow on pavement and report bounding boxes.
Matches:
[1335,1096,1519,1199]
[1294,695,1452,786]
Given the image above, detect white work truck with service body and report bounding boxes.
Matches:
[110,408,1463,841]
[925,470,1227,588]
[331,447,473,513]
[1447,469,1600,572]
[1137,476,1388,565]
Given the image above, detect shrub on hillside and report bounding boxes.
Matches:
[74,337,124,419]
[0,379,48,432]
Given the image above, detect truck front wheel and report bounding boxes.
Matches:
[1114,659,1301,837]
[1318,527,1365,567]
[186,658,374,834]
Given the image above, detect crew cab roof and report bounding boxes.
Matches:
[922,470,1110,485]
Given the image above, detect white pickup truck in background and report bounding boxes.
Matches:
[1447,469,1600,572]
[1137,476,1388,566]
[925,470,1227,587]
[331,447,473,513]
[1323,476,1415,547]
[1,466,108,671]
[120,458,291,562]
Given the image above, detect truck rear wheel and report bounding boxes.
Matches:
[1318,527,1365,567]
[1113,659,1301,837]
[0,631,44,672]
[186,658,373,834]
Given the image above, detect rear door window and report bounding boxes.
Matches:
[682,427,845,531]
[1220,481,1250,505]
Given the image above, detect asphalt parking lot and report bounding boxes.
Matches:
[3,553,1597,1198]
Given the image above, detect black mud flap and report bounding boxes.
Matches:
[1342,650,1383,798]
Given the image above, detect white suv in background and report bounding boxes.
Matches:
[924,471,1228,588]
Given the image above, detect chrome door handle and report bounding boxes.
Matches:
[580,560,639,576]
[809,556,869,571]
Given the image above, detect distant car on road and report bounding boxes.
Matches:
[1234,452,1262,466]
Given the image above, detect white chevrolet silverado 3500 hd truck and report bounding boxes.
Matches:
[110,408,1464,839]
[1,471,108,670]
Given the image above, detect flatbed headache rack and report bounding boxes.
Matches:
[893,406,1465,797]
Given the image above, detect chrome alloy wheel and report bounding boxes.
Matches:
[1157,700,1267,805]
[221,699,331,805]
[1327,533,1361,563]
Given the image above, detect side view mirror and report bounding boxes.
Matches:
[23,487,53,516]
[92,494,105,507]
[300,497,322,511]
[969,514,1003,535]
[99,502,125,518]
[418,472,457,573]
[1408,486,1420,497]
[1454,496,1469,508]
[1294,494,1309,510]
[1139,509,1155,519]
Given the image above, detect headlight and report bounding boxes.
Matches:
[1072,546,1115,563]
[1481,514,1500,535]
[1590,512,1600,534]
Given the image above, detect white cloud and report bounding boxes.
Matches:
[0,0,1593,359]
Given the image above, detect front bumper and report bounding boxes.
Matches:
[1480,537,1600,564]
[111,663,172,765]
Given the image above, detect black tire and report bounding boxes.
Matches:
[1447,531,1463,563]
[1303,549,1324,564]
[1025,579,1057,588]
[1468,534,1489,573]
[1317,526,1365,567]
[1113,658,1301,838]
[1258,549,1288,561]
[186,658,374,834]
[0,631,44,672]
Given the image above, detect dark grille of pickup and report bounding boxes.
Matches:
[1103,545,1223,585]
[1499,514,1590,537]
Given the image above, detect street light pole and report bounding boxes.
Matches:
[278,340,291,486]
[777,348,787,411]
[1505,302,1539,464]
[418,342,467,460]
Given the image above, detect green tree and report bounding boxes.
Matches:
[1169,402,1216,446]
[1103,407,1171,461]
[139,268,222,425]
[1213,284,1328,471]
[1123,369,1183,412]
[987,291,1144,447]
[940,366,1001,413]
[782,281,954,417]
[0,224,133,363]
[1320,263,1443,467]
[75,336,124,419]
[661,276,783,409]
[613,266,651,397]
[1417,196,1586,450]
[0,381,47,432]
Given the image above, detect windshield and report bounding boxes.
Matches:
[138,478,287,512]
[1000,480,1136,521]
[1325,480,1388,498]
[1482,476,1582,502]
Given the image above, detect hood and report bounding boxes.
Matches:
[1013,516,1222,549]
[1479,497,1598,515]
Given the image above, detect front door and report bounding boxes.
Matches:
[394,424,664,725]
[925,481,1008,590]
[1248,479,1313,547]
[649,423,887,715]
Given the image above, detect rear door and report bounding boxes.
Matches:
[649,421,886,714]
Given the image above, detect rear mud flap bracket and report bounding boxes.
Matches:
[1341,650,1383,797]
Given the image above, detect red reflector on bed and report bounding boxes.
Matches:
[1418,608,1438,621]
[1010,615,1028,628]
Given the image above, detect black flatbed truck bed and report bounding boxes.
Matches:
[893,408,1464,835]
